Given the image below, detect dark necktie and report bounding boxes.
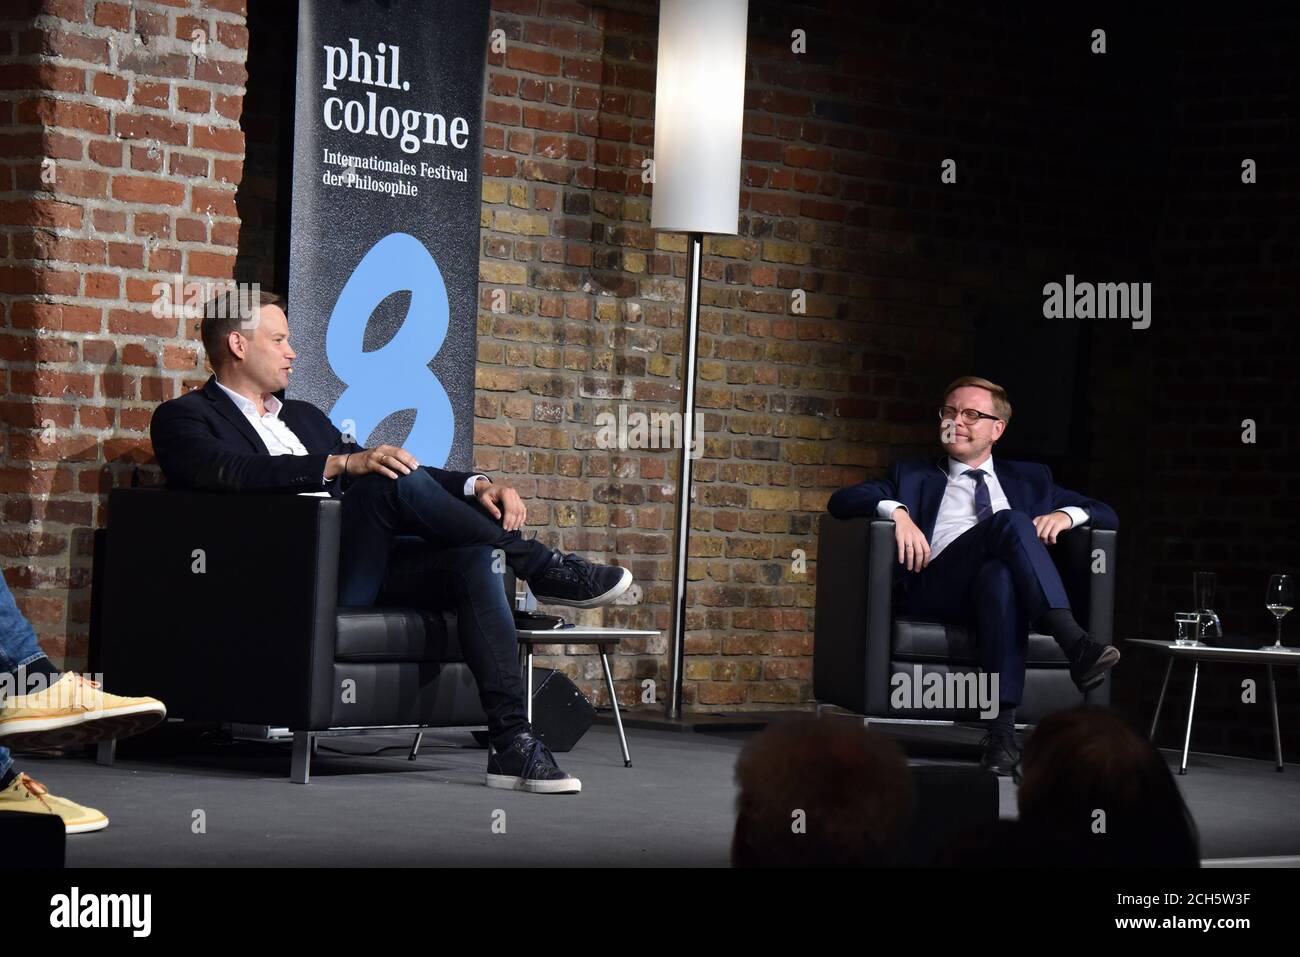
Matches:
[964,469,993,522]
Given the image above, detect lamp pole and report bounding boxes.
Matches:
[666,232,703,720]
[650,0,749,722]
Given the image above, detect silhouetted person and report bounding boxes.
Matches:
[731,715,914,867]
[1014,706,1200,866]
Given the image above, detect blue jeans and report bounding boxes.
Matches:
[0,573,50,782]
[338,469,556,745]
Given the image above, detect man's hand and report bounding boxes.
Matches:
[345,444,420,480]
[893,508,931,572]
[477,481,526,531]
[1032,510,1072,545]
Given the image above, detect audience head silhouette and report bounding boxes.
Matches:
[1017,706,1200,867]
[731,714,913,867]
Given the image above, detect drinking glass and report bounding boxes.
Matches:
[1262,574,1296,652]
[1173,612,1204,648]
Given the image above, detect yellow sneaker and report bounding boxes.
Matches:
[0,672,166,750]
[0,773,108,834]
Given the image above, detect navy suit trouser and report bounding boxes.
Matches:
[897,509,1071,708]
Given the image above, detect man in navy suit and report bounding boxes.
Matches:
[151,289,633,795]
[826,376,1120,777]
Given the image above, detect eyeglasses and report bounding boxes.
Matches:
[939,405,1001,425]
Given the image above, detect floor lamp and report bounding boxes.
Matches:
[650,0,749,720]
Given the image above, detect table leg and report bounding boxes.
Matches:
[1180,661,1200,775]
[1268,665,1283,772]
[599,646,632,768]
[1150,658,1174,740]
[526,649,534,724]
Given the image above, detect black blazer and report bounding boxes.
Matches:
[150,375,476,499]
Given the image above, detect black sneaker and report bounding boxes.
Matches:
[979,730,1021,780]
[486,733,582,794]
[1068,636,1120,693]
[528,553,633,608]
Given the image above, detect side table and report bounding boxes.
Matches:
[1130,638,1296,775]
[517,626,660,768]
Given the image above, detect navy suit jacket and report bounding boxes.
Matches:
[826,456,1119,542]
[150,375,475,499]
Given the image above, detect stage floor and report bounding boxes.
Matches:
[12,723,1298,867]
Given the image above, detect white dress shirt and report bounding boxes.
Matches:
[214,380,485,497]
[876,455,1089,560]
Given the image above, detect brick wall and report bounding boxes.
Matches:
[0,0,247,662]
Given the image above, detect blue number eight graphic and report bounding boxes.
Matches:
[326,232,455,465]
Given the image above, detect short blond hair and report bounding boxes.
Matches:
[943,375,1012,424]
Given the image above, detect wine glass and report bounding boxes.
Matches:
[1262,574,1295,652]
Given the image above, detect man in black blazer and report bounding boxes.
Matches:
[151,290,633,794]
[826,376,1119,778]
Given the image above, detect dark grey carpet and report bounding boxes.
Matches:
[10,723,1298,866]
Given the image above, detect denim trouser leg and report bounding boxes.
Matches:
[422,545,531,744]
[335,470,555,745]
[0,573,49,782]
[337,469,554,607]
[0,573,47,677]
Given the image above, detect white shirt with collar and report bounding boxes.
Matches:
[876,455,1089,560]
[213,379,485,498]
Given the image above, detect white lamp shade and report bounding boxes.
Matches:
[650,0,749,236]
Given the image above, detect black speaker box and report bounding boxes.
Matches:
[0,810,65,868]
[902,765,1001,865]
[529,667,595,753]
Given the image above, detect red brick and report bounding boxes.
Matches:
[191,124,244,153]
[111,176,184,206]
[93,3,130,30]
[114,112,188,146]
[0,199,83,229]
[91,72,128,100]
[177,87,211,113]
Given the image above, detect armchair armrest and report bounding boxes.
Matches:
[1049,526,1117,647]
[813,516,896,714]
[98,488,342,729]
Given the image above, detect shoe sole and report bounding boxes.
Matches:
[1075,646,1121,692]
[0,704,166,751]
[66,816,109,835]
[484,772,582,794]
[534,566,633,609]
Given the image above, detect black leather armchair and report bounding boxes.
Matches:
[813,518,1116,725]
[90,488,487,782]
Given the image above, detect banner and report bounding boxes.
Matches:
[287,0,489,470]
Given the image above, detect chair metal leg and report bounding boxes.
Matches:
[408,731,423,761]
[95,738,116,766]
[815,702,824,718]
[1150,658,1174,739]
[600,648,631,767]
[1268,665,1283,772]
[1179,662,1200,775]
[526,651,534,723]
[291,731,313,784]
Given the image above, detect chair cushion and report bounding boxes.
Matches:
[335,607,464,663]
[892,617,1069,666]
